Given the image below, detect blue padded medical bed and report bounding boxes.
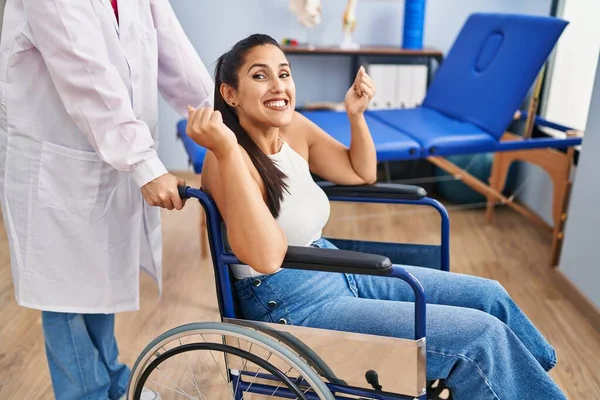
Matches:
[176,13,583,265]
[301,13,581,158]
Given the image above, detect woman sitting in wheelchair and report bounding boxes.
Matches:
[185,34,565,399]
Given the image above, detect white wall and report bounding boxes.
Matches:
[516,0,600,226]
[559,53,600,309]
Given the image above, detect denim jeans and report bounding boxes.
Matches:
[234,238,565,400]
[41,312,130,400]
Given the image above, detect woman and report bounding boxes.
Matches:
[186,34,565,399]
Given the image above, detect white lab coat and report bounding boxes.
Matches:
[0,0,214,313]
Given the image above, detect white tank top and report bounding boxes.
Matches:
[230,139,331,279]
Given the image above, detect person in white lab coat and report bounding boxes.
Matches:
[0,1,214,399]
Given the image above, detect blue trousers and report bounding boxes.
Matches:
[41,312,130,400]
[234,238,565,400]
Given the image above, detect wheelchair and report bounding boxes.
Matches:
[126,182,452,400]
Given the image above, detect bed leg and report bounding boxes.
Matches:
[486,150,506,223]
[428,154,552,232]
[550,143,576,266]
[442,130,577,267]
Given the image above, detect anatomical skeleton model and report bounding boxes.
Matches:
[341,0,359,49]
[289,0,360,49]
[289,0,322,28]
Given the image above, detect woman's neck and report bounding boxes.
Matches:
[240,119,281,155]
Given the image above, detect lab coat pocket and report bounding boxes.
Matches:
[37,142,102,213]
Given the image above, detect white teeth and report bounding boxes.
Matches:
[265,100,286,108]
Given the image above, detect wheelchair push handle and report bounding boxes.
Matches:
[177,185,212,209]
[178,185,190,200]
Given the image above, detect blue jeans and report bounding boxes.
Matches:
[234,238,565,400]
[41,312,130,400]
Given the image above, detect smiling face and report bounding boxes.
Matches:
[221,44,296,129]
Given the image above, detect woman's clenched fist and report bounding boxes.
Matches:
[186,106,237,158]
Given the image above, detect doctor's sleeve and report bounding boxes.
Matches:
[149,0,215,114]
[22,0,168,188]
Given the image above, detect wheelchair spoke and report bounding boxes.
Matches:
[147,379,200,400]
[233,338,261,397]
[244,352,274,394]
[164,339,203,400]
[234,342,260,399]
[200,334,231,385]
[153,366,201,400]
[302,385,313,396]
[164,364,203,400]
[151,343,206,400]
[267,366,294,399]
[288,368,316,400]
[231,337,244,400]
[199,333,237,400]
[241,342,254,372]
[241,365,264,396]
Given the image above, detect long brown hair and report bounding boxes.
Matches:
[214,34,289,218]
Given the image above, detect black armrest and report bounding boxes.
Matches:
[282,246,392,275]
[317,182,427,200]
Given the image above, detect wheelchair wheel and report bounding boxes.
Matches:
[126,322,334,400]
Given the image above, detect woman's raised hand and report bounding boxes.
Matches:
[186,106,237,158]
[344,66,376,116]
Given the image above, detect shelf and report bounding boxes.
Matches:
[282,44,443,58]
